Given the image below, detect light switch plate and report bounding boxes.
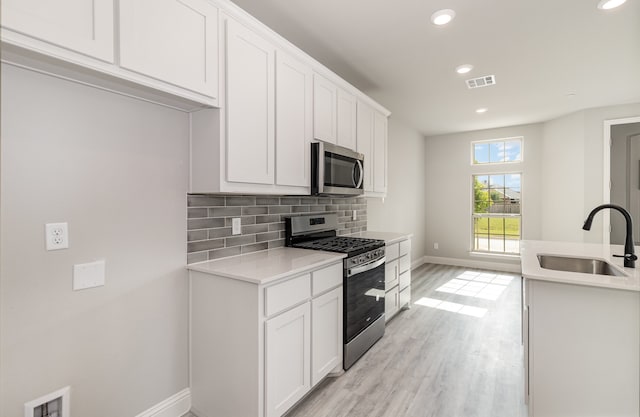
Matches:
[73,260,105,291]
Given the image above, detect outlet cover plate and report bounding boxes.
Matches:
[45,222,69,251]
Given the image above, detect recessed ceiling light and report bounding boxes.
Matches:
[431,9,456,26]
[597,0,626,9]
[476,108,488,114]
[455,65,474,74]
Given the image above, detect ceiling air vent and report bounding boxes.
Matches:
[466,75,496,89]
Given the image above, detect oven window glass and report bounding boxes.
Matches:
[325,152,358,188]
[345,262,385,342]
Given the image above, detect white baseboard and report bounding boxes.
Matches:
[411,256,427,270]
[423,255,521,274]
[134,388,191,417]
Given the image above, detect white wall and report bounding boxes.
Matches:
[424,123,544,269]
[367,117,426,263]
[541,103,640,243]
[0,65,190,416]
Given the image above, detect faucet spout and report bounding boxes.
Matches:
[583,204,637,268]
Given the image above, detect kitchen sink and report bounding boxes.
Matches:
[537,254,627,277]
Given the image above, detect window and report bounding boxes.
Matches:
[472,173,521,254]
[472,137,522,164]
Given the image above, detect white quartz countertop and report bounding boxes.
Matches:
[521,240,640,292]
[349,231,412,245]
[186,247,346,285]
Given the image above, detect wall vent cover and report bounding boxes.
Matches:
[466,75,496,89]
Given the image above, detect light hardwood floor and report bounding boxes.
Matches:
[185,263,528,417]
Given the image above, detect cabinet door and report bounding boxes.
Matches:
[373,111,388,193]
[336,89,357,150]
[1,0,114,62]
[265,302,311,417]
[311,287,343,386]
[385,286,399,321]
[356,101,374,192]
[313,74,337,144]
[276,51,312,188]
[225,18,275,184]
[119,0,218,98]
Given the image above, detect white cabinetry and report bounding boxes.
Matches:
[313,74,338,144]
[314,73,357,150]
[337,89,357,150]
[357,100,388,197]
[119,0,219,98]
[265,302,311,417]
[275,51,313,188]
[311,286,343,386]
[190,260,344,417]
[523,278,639,417]
[1,0,218,108]
[225,17,275,185]
[384,238,411,321]
[1,0,115,62]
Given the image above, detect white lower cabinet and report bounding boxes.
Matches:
[311,286,343,386]
[384,237,411,321]
[265,303,311,417]
[523,278,640,417]
[190,260,343,417]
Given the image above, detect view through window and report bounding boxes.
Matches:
[471,138,522,254]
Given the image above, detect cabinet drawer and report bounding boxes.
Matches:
[384,259,399,290]
[265,274,311,317]
[386,242,399,261]
[399,254,410,274]
[312,262,343,296]
[399,239,411,257]
[399,269,411,291]
[399,286,411,309]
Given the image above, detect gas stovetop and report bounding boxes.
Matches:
[292,236,384,256]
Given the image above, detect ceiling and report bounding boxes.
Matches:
[229,0,640,136]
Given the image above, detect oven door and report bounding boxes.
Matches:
[312,142,364,196]
[344,257,385,343]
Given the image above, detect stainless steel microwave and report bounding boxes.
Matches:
[311,142,364,196]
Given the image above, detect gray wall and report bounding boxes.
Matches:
[367,117,427,264]
[424,123,544,267]
[1,65,190,416]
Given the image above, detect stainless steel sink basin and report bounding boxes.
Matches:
[537,254,626,277]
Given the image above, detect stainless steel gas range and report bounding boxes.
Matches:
[285,214,386,370]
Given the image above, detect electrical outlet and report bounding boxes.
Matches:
[45,223,69,251]
[352,210,357,221]
[433,242,439,250]
[232,217,241,235]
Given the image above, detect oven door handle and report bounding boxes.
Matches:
[347,257,385,277]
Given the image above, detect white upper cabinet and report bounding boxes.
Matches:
[373,111,388,194]
[225,18,275,185]
[1,0,114,62]
[313,74,338,144]
[275,51,312,189]
[357,101,375,193]
[336,89,357,150]
[119,0,219,99]
[357,100,388,197]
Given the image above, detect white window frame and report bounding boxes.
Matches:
[470,136,523,165]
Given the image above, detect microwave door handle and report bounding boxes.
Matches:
[317,142,325,194]
[354,160,364,189]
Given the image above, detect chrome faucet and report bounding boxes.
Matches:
[582,204,637,268]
